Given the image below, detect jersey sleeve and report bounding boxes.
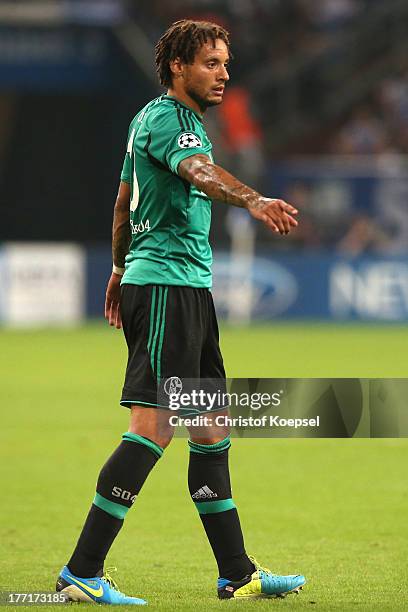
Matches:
[120,119,138,183]
[120,153,131,183]
[148,109,210,175]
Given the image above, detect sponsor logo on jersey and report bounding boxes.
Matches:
[178,132,202,149]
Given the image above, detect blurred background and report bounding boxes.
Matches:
[2,8,408,606]
[1,0,408,326]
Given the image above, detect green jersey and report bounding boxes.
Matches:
[120,94,214,288]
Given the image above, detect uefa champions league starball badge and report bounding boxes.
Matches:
[177,133,202,148]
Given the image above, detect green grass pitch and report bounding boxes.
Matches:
[1,322,407,611]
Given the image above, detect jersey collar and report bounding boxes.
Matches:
[162,95,203,122]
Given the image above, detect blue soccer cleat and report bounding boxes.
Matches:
[56,565,147,605]
[217,556,306,599]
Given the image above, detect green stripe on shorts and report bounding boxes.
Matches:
[156,286,168,380]
[150,286,163,375]
[147,286,157,355]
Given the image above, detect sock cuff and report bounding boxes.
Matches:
[188,436,231,454]
[122,432,164,459]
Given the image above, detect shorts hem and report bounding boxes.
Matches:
[120,400,169,409]
[120,399,229,416]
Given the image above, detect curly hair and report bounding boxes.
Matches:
[155,19,231,88]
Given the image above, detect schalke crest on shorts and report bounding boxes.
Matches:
[178,132,202,148]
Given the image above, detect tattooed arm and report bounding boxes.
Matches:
[178,154,298,235]
[105,181,131,329]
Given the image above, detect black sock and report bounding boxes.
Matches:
[67,432,163,577]
[188,437,254,581]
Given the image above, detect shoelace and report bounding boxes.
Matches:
[248,555,295,589]
[248,555,273,576]
[102,567,120,592]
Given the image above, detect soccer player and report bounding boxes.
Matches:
[56,20,305,604]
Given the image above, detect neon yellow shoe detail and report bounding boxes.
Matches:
[217,555,306,599]
[56,565,147,605]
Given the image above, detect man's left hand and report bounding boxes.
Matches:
[105,273,123,329]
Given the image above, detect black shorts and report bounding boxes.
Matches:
[120,284,226,413]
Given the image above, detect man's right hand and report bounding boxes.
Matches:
[248,197,298,235]
[105,273,123,329]
[178,155,298,236]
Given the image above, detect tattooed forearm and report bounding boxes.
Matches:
[178,154,262,210]
[112,186,131,268]
[178,154,299,236]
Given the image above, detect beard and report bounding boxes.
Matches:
[185,83,222,112]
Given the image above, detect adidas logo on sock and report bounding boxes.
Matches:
[192,485,218,499]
